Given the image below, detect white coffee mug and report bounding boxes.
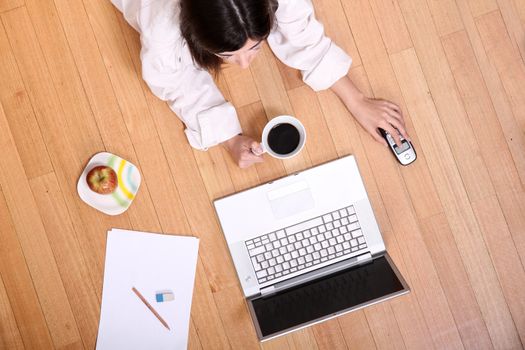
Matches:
[256,115,306,159]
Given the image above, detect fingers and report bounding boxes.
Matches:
[383,106,404,126]
[381,122,403,147]
[378,100,411,144]
[382,100,402,114]
[239,148,264,168]
[373,129,389,147]
[250,141,264,156]
[386,116,409,144]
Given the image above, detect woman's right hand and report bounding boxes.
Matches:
[222,135,264,168]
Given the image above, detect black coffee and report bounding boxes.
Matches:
[267,123,301,155]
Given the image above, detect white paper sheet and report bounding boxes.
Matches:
[96,229,199,350]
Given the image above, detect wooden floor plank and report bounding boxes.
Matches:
[0,272,24,350]
[476,11,525,141]
[498,190,525,268]
[472,195,525,344]
[0,0,23,13]
[29,173,102,350]
[365,303,406,350]
[368,0,412,54]
[188,318,204,350]
[22,0,105,163]
[390,47,521,349]
[425,0,464,37]
[496,0,525,62]
[0,104,72,349]
[0,21,52,180]
[290,328,320,350]
[51,0,140,159]
[0,188,45,350]
[406,4,525,345]
[311,320,348,350]
[467,0,498,18]
[441,30,523,196]
[516,0,525,28]
[454,0,525,188]
[223,64,260,108]
[337,312,377,350]
[419,214,494,349]
[261,336,294,350]
[442,28,525,275]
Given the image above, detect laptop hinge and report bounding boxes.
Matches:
[260,285,276,297]
[259,252,373,298]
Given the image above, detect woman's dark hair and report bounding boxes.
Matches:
[180,0,278,74]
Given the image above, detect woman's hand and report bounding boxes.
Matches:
[222,134,264,168]
[331,76,410,147]
[349,95,409,147]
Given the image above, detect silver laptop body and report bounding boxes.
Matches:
[214,155,409,340]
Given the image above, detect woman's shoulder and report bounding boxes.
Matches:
[138,0,182,43]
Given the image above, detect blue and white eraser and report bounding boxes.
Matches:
[155,290,174,303]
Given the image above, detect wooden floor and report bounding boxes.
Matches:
[0,0,525,348]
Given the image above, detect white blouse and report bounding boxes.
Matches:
[111,0,352,150]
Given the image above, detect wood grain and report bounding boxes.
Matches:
[0,269,24,350]
[0,187,53,350]
[1,0,524,348]
[0,23,52,180]
[0,98,80,348]
[0,0,23,13]
[369,0,412,54]
[390,47,521,349]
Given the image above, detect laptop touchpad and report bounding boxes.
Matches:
[267,181,315,220]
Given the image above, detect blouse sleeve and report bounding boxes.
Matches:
[117,0,242,150]
[140,40,242,150]
[267,0,352,91]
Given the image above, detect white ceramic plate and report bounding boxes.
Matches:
[77,152,141,215]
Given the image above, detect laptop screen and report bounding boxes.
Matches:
[249,255,407,339]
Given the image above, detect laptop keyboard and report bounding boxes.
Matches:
[245,205,367,284]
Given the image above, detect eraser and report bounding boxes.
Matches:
[155,290,174,303]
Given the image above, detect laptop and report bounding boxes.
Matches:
[214,155,409,341]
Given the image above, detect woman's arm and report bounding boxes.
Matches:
[269,0,409,147]
[267,0,351,92]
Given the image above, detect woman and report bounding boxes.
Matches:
[112,0,409,168]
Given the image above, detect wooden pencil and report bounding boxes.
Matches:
[132,286,171,330]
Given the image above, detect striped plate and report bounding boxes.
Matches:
[77,152,141,215]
